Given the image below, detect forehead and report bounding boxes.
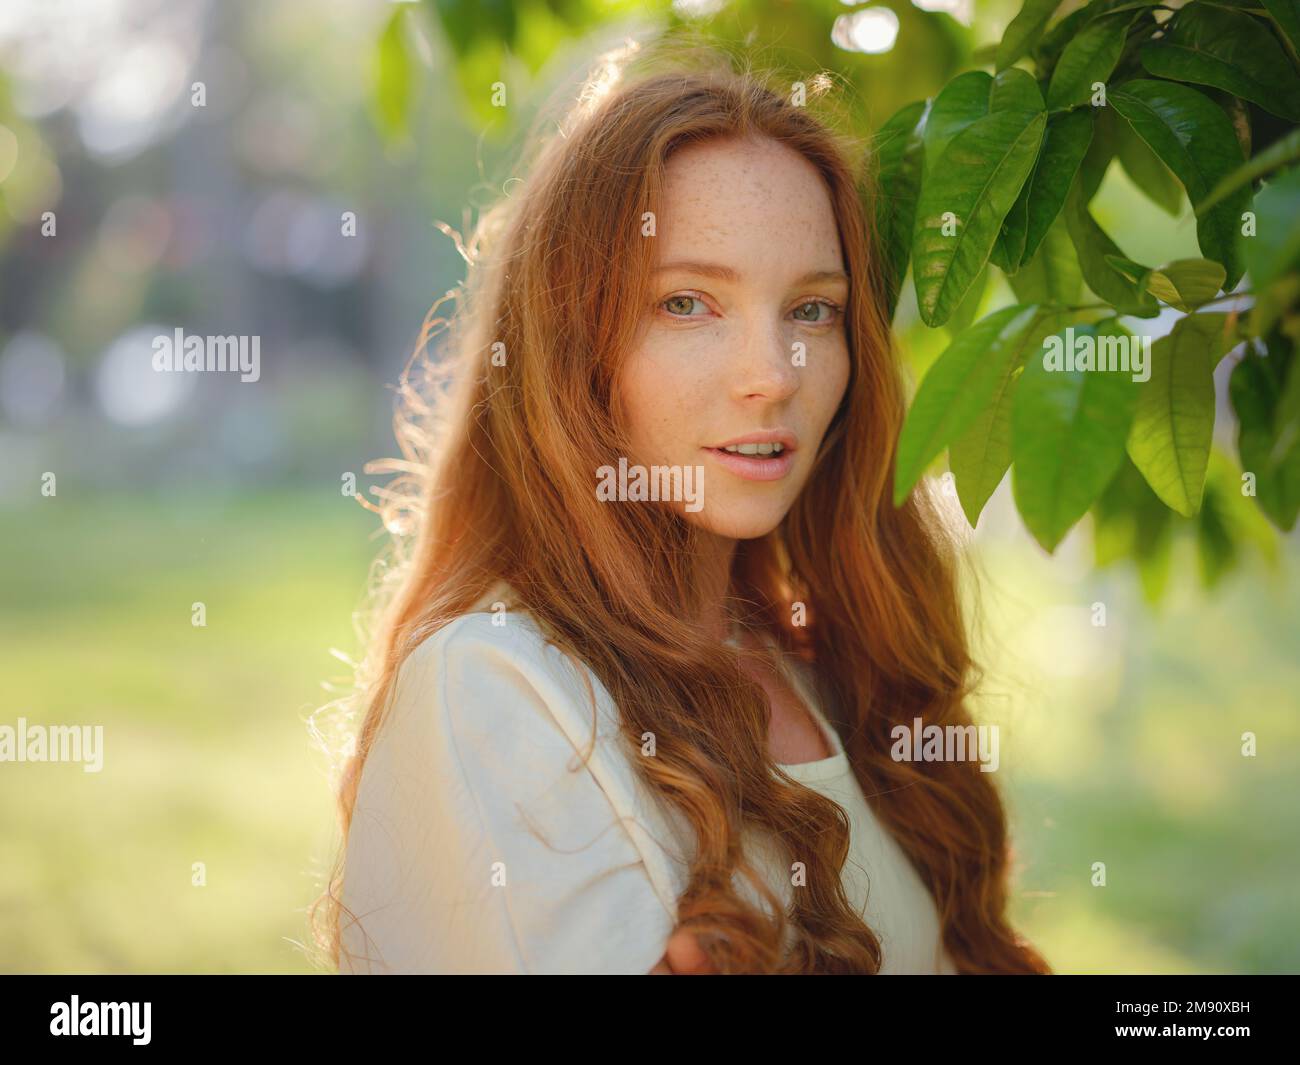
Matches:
[656,135,843,264]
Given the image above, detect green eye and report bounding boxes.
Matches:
[663,295,703,316]
[793,300,833,322]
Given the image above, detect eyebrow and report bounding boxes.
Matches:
[653,261,849,286]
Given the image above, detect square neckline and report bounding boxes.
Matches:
[724,626,849,781]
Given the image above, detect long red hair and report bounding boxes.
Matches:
[311,41,1050,975]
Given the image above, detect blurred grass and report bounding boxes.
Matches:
[1,490,1296,972]
[0,489,376,973]
[971,524,1300,975]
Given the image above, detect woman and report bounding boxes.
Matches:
[315,43,1050,975]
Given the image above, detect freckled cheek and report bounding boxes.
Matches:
[626,332,722,449]
[620,341,717,459]
[804,344,851,437]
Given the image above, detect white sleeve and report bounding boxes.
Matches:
[338,615,676,974]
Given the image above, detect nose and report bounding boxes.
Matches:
[730,315,800,403]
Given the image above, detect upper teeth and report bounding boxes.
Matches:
[723,443,784,455]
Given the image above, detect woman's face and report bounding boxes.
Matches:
[618,135,852,541]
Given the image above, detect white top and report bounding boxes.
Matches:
[340,593,957,974]
[767,692,957,975]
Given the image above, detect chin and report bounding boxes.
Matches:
[681,500,790,541]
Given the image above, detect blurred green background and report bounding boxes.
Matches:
[0,0,1296,974]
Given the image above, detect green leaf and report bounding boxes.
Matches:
[1104,256,1227,308]
[1250,274,1300,338]
[991,197,1031,274]
[1139,1,1300,122]
[893,304,1044,504]
[870,100,930,320]
[1242,164,1300,290]
[1012,108,1095,269]
[1078,101,1121,202]
[1036,7,1092,76]
[1262,0,1300,58]
[950,308,1072,524]
[1197,127,1300,216]
[988,63,1047,275]
[951,387,1019,526]
[990,67,1046,112]
[1198,448,1282,584]
[372,7,416,143]
[1046,10,1134,109]
[1114,110,1184,216]
[1012,320,1142,551]
[1196,471,1238,588]
[913,109,1047,326]
[1090,0,1161,12]
[1142,258,1227,310]
[428,0,518,127]
[1126,313,1237,515]
[1063,173,1161,315]
[1109,79,1252,289]
[946,263,991,335]
[998,0,1065,71]
[1009,215,1083,304]
[430,0,516,54]
[1035,0,1159,74]
[1211,447,1284,563]
[1092,456,1176,603]
[922,71,992,182]
[1231,343,1300,530]
[1103,253,1151,283]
